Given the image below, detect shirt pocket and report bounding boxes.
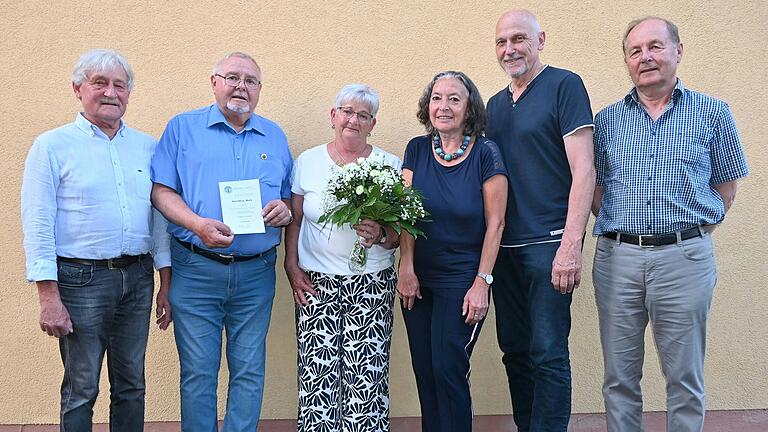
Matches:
[603,134,637,191]
[133,166,153,202]
[253,155,286,203]
[674,129,713,179]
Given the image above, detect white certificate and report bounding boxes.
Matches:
[218,179,265,234]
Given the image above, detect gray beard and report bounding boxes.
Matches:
[508,66,528,79]
[227,100,250,114]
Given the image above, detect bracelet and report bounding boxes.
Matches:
[285,209,294,226]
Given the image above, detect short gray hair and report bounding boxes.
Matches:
[623,16,680,53]
[71,49,134,90]
[213,52,261,76]
[334,84,380,117]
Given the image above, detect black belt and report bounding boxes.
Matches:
[175,238,274,265]
[603,227,703,247]
[57,254,149,269]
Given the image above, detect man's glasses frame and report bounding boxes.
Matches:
[215,73,261,90]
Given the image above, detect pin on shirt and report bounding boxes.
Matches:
[260,153,268,160]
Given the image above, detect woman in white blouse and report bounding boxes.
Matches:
[284,84,401,432]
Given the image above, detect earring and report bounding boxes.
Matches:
[331,124,335,129]
[368,132,372,137]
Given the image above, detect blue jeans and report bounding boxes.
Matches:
[56,255,154,432]
[492,243,572,432]
[169,240,276,432]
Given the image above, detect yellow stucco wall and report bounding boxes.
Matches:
[2,0,766,424]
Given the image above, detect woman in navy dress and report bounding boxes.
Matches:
[397,71,508,432]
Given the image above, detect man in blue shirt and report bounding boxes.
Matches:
[486,10,595,432]
[21,49,172,431]
[592,17,748,432]
[151,52,293,432]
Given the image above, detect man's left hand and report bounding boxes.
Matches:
[551,242,582,294]
[262,199,292,227]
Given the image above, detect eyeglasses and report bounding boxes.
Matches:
[214,74,261,90]
[337,106,373,123]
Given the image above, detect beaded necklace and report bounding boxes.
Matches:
[433,134,471,162]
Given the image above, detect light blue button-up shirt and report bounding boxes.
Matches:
[594,80,749,235]
[151,105,293,255]
[21,113,171,282]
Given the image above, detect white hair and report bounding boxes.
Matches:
[334,84,380,117]
[213,52,261,75]
[71,49,134,90]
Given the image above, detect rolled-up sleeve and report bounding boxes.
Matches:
[21,139,60,282]
[150,208,171,269]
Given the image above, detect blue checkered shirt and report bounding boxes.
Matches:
[593,80,748,235]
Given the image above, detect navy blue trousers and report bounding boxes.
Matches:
[493,243,573,432]
[402,285,484,432]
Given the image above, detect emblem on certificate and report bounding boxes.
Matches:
[218,179,266,234]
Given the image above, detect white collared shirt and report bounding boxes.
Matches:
[22,113,171,282]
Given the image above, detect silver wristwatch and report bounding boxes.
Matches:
[477,271,493,284]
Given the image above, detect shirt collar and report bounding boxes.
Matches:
[74,112,126,138]
[506,64,549,99]
[624,78,686,106]
[207,104,266,136]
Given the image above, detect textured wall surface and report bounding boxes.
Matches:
[1,0,766,424]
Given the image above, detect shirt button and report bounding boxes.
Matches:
[512,104,516,108]
[237,156,241,160]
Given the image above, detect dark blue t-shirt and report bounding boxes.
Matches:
[403,135,507,289]
[486,66,593,245]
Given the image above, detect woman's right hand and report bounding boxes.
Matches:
[286,265,317,307]
[397,269,422,310]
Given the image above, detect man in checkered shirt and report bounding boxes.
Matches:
[591,16,748,432]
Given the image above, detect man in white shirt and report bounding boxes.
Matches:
[21,49,171,432]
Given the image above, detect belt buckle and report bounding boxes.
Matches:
[107,258,117,269]
[219,253,235,264]
[638,235,654,248]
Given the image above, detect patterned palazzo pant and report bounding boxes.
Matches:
[296,267,397,432]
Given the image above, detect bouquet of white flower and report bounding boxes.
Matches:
[319,153,428,273]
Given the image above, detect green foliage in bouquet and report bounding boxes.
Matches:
[318,154,429,238]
